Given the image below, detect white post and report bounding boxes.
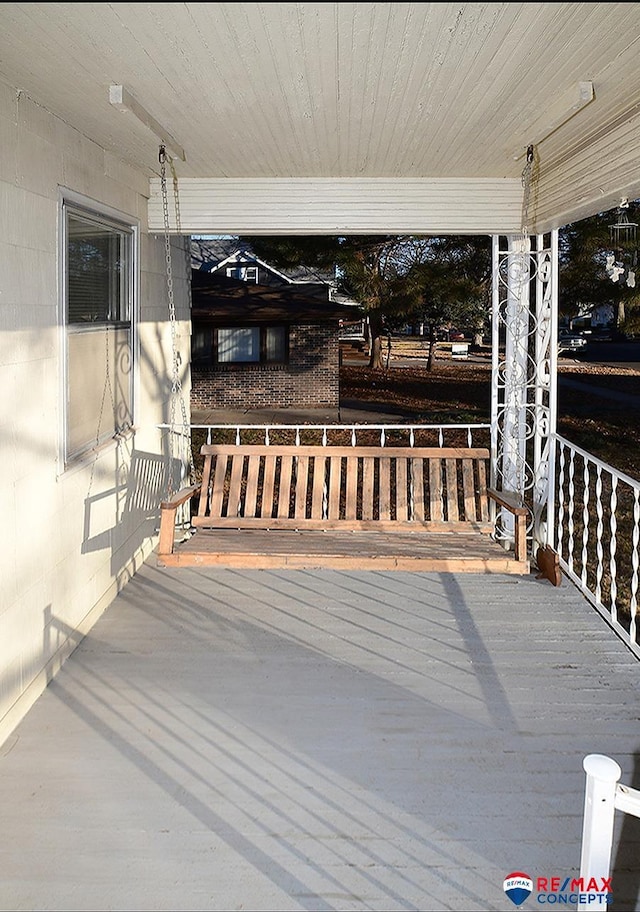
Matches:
[580,754,621,905]
[546,229,559,547]
[503,234,530,503]
[492,234,530,548]
[532,230,559,551]
[490,234,501,494]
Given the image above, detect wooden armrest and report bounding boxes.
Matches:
[160,484,201,511]
[158,485,201,557]
[487,488,528,562]
[487,488,527,515]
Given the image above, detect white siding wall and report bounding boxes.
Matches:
[0,80,191,744]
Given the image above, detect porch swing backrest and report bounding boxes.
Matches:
[192,444,493,531]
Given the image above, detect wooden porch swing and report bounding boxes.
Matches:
[157,442,530,572]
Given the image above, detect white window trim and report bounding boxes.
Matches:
[58,189,140,471]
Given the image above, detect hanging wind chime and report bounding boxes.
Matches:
[606,198,638,288]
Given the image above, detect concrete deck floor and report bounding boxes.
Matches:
[1,564,639,912]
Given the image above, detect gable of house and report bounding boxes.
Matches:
[191,238,339,301]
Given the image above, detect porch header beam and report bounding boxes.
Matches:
[147,177,523,236]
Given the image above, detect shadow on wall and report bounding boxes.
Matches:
[81,447,183,578]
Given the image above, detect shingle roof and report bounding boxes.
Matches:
[191,271,359,324]
[191,237,336,286]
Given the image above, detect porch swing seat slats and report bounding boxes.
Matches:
[157,444,529,573]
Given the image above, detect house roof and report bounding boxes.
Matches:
[2,4,640,231]
[191,238,336,287]
[191,272,360,325]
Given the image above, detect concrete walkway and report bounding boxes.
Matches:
[190,401,420,427]
[1,564,639,911]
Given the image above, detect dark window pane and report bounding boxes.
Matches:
[67,213,130,324]
[265,326,286,361]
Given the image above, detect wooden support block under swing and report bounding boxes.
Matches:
[535,544,562,586]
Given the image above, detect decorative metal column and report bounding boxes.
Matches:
[491,230,558,556]
[533,231,559,550]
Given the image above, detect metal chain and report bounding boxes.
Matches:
[521,144,535,239]
[96,323,115,445]
[87,323,116,496]
[159,144,196,496]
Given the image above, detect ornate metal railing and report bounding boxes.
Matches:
[491,234,557,553]
[554,433,640,658]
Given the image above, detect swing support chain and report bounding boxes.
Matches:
[159,144,196,498]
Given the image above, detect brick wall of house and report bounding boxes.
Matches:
[191,324,340,410]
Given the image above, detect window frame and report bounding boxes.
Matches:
[59,192,139,468]
[191,324,289,367]
[213,325,288,365]
[225,265,258,283]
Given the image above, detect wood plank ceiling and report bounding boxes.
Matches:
[1,3,640,232]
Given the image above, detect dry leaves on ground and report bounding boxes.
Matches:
[340,359,640,479]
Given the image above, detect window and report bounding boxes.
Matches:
[192,325,288,365]
[225,265,258,283]
[191,328,212,366]
[217,327,259,362]
[62,199,135,463]
[216,327,287,364]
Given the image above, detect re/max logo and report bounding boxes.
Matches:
[536,879,612,893]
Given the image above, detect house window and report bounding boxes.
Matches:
[62,199,135,463]
[206,326,287,364]
[191,328,213,365]
[226,265,258,283]
[264,326,286,361]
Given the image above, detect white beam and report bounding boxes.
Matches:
[514,81,595,160]
[109,85,185,162]
[147,177,523,235]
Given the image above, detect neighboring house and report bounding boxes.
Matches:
[192,236,368,357]
[567,303,616,332]
[190,270,357,411]
[192,237,336,300]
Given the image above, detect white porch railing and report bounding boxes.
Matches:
[553,434,640,659]
[184,422,493,449]
[580,754,640,907]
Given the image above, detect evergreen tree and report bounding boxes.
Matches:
[242,234,492,369]
[559,201,640,334]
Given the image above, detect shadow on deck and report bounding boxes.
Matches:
[0,564,638,911]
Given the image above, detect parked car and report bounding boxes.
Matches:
[448,329,466,341]
[558,331,588,352]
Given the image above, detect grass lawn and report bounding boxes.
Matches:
[339,355,640,480]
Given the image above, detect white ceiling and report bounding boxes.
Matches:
[2,3,640,229]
